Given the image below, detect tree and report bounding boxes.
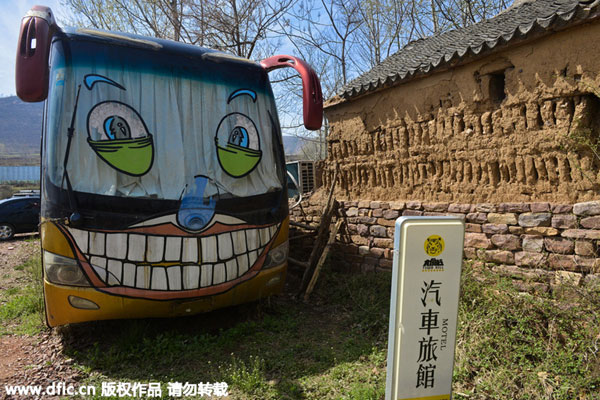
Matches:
[62,0,294,58]
[279,0,362,90]
[433,0,511,30]
[61,0,191,41]
[351,0,412,68]
[189,0,294,59]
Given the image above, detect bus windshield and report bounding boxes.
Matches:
[45,30,285,202]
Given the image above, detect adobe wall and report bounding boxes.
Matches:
[323,22,600,203]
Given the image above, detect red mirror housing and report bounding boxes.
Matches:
[260,55,323,131]
[16,6,56,102]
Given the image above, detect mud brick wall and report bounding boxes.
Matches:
[323,22,600,204]
[290,198,600,291]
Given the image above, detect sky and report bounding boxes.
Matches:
[0,0,67,97]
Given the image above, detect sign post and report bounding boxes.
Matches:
[385,217,465,400]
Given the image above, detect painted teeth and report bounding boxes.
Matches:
[218,233,234,260]
[146,236,164,262]
[151,267,168,290]
[165,237,181,261]
[123,263,136,287]
[183,265,199,290]
[69,225,277,266]
[201,236,218,263]
[231,230,247,255]
[107,259,122,285]
[201,264,212,287]
[182,237,198,263]
[213,263,226,285]
[69,224,278,291]
[89,232,105,255]
[136,265,150,289]
[128,234,145,262]
[106,233,127,259]
[167,266,181,290]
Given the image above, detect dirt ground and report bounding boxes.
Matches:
[0,237,83,400]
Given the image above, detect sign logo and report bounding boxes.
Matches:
[423,258,445,272]
[424,235,445,257]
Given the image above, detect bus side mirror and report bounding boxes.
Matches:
[16,6,56,103]
[260,55,323,131]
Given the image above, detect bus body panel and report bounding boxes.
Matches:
[44,264,286,327]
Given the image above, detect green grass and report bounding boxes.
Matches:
[454,266,600,399]
[2,254,599,399]
[56,270,390,400]
[0,257,45,336]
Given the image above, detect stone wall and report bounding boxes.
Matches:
[291,198,600,291]
[323,22,600,203]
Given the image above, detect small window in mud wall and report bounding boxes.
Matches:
[488,71,506,103]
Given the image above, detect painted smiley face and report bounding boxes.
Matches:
[61,85,281,300]
[61,214,281,300]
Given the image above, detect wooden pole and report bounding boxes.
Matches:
[304,219,343,301]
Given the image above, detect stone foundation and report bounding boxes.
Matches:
[290,197,600,291]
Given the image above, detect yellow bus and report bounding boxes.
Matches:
[16,6,322,327]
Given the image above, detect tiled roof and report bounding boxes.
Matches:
[337,0,600,101]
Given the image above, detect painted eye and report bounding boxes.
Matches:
[215,113,262,178]
[87,101,154,176]
[104,116,131,139]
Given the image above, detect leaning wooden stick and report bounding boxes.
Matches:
[298,167,338,295]
[304,218,344,301]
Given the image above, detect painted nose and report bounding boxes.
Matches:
[177,176,217,231]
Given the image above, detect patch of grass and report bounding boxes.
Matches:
[318,268,391,338]
[454,264,600,399]
[3,287,19,296]
[0,256,45,336]
[60,269,390,399]
[219,355,272,396]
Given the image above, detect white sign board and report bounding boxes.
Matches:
[385,217,465,400]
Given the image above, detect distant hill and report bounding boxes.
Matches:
[0,96,310,164]
[282,135,305,156]
[0,96,43,164]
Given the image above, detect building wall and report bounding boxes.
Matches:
[0,166,40,183]
[323,22,600,203]
[291,198,600,292]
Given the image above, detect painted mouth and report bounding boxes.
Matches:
[64,222,279,298]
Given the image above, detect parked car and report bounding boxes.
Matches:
[0,192,40,240]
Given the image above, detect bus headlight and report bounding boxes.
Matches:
[44,251,90,287]
[263,241,288,270]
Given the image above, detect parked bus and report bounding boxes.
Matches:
[16,6,322,327]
